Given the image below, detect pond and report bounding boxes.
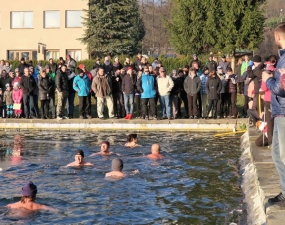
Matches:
[0,131,244,224]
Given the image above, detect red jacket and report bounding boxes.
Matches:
[260,81,271,102]
[12,88,23,103]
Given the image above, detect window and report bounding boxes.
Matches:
[46,50,60,60]
[66,50,81,61]
[11,12,33,28]
[66,10,82,28]
[8,50,37,60]
[44,11,60,28]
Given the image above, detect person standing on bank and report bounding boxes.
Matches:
[205,70,221,119]
[263,22,285,204]
[20,68,37,119]
[122,67,135,120]
[73,68,91,119]
[183,67,201,119]
[92,67,115,120]
[38,68,53,119]
[56,64,69,120]
[157,67,174,119]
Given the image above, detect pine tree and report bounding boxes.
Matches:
[81,0,145,57]
[166,0,266,55]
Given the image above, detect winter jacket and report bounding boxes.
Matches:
[66,58,77,73]
[92,75,112,97]
[139,73,156,99]
[170,75,183,96]
[0,76,12,91]
[217,74,226,93]
[218,61,230,74]
[225,74,237,93]
[103,62,113,76]
[205,60,217,71]
[260,81,271,102]
[48,62,58,73]
[206,76,222,100]
[183,75,201,96]
[38,75,53,100]
[20,75,36,95]
[266,48,285,117]
[73,74,91,97]
[4,90,13,105]
[56,69,69,93]
[157,76,174,96]
[247,63,264,94]
[112,74,123,94]
[32,72,39,95]
[17,62,28,75]
[200,74,208,95]
[12,88,23,103]
[122,74,135,94]
[241,60,252,76]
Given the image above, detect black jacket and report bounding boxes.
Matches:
[0,76,12,91]
[56,69,69,92]
[206,76,222,100]
[48,62,58,73]
[18,63,28,76]
[171,76,183,96]
[38,75,53,100]
[112,74,123,94]
[103,63,113,76]
[20,75,36,95]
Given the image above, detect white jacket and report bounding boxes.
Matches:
[157,75,174,96]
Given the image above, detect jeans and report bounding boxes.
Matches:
[159,95,171,118]
[67,91,75,117]
[123,93,134,114]
[217,93,227,117]
[272,117,285,195]
[33,94,39,117]
[23,94,35,118]
[207,99,218,117]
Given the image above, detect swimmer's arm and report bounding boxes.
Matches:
[41,205,58,212]
[84,162,94,166]
[89,152,99,157]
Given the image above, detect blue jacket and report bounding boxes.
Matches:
[141,73,156,98]
[266,49,285,117]
[73,74,91,96]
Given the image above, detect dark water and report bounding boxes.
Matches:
[0,131,244,224]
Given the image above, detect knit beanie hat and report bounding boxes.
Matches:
[22,181,37,196]
[112,158,123,171]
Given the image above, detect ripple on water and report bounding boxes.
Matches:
[0,131,244,224]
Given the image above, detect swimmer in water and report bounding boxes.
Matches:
[105,158,125,178]
[6,181,53,211]
[90,141,113,156]
[147,144,164,159]
[124,134,142,148]
[66,150,94,167]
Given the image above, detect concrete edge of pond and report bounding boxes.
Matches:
[241,129,285,225]
[0,118,248,131]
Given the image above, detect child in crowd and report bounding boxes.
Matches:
[0,88,4,118]
[12,82,23,118]
[4,83,13,118]
[125,133,141,148]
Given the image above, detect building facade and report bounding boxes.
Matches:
[0,0,89,61]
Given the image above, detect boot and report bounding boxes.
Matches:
[128,114,133,120]
[212,109,217,119]
[124,114,130,119]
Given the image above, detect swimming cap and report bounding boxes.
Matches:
[75,149,84,158]
[112,158,123,171]
[101,141,110,147]
[22,181,37,196]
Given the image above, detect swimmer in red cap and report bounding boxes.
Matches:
[90,141,113,156]
[6,181,53,211]
[105,158,125,178]
[66,150,94,167]
[147,144,164,159]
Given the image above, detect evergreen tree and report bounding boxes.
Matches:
[81,0,145,57]
[166,0,266,55]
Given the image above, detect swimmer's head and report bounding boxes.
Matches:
[74,150,84,164]
[22,181,37,197]
[151,144,160,154]
[127,133,138,142]
[112,158,124,171]
[101,141,110,152]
